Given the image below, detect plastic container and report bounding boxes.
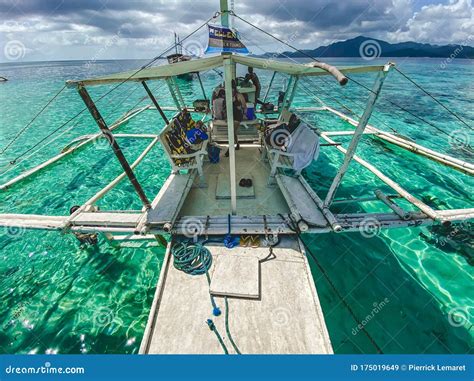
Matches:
[246,103,255,120]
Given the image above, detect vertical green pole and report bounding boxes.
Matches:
[220,0,229,27]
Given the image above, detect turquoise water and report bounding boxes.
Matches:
[0,57,472,354]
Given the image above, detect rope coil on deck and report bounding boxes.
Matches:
[171,238,242,354]
[171,241,213,276]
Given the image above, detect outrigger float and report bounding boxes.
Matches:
[0,1,472,354]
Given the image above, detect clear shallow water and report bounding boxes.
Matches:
[0,57,472,354]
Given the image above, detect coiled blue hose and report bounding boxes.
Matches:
[171,240,241,354]
[171,241,221,316]
[171,241,212,276]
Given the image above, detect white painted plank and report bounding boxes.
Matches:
[147,172,195,225]
[72,212,142,226]
[276,175,327,227]
[210,255,260,298]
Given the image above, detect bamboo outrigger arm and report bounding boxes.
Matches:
[320,134,440,220]
[0,105,151,191]
[0,208,472,236]
[323,106,474,176]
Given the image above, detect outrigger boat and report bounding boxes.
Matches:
[0,1,472,354]
[166,33,194,81]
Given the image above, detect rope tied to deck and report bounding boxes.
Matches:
[0,84,67,156]
[281,213,384,354]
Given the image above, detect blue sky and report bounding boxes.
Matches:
[0,0,473,62]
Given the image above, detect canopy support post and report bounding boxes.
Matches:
[324,63,393,208]
[171,76,185,108]
[142,81,169,124]
[196,72,207,100]
[223,56,237,214]
[166,78,181,110]
[286,75,299,110]
[263,71,276,104]
[220,0,229,27]
[279,75,295,119]
[77,85,151,209]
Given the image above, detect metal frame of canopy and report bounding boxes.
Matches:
[62,52,389,216]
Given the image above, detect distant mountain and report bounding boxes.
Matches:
[260,36,474,59]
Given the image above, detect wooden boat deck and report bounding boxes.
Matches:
[140,236,333,354]
[179,145,290,217]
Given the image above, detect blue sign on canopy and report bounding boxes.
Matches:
[205,25,249,54]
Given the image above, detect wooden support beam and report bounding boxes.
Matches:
[77,85,151,209]
[375,189,410,220]
[324,63,393,207]
[142,81,169,124]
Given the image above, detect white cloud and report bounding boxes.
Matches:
[388,0,474,44]
[0,0,473,61]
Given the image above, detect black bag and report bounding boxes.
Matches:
[264,123,291,150]
[261,102,274,112]
[193,99,210,112]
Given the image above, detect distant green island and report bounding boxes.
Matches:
[259,35,474,59]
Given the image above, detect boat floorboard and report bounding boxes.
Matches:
[179,146,290,216]
[140,236,333,354]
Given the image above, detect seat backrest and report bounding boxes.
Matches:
[212,97,226,120]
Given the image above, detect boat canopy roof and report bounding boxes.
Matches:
[67,54,385,87]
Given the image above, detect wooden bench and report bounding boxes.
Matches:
[159,114,208,181]
[210,119,260,143]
